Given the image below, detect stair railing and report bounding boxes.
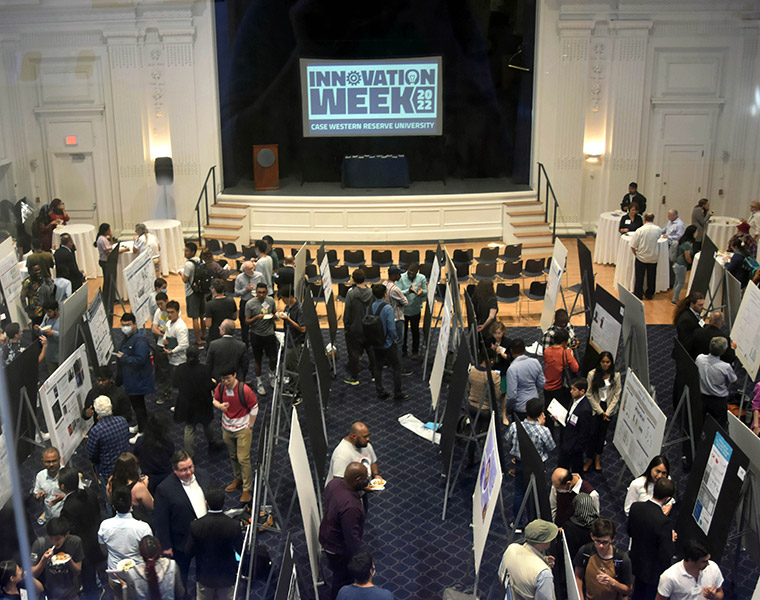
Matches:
[194,166,217,243]
[537,162,559,242]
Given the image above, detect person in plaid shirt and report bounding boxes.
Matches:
[540,308,579,352]
[86,396,129,514]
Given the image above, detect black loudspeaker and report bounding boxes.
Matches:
[154,157,174,185]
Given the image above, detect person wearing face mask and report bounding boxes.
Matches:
[114,313,155,439]
[53,233,85,291]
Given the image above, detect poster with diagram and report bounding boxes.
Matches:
[123,249,155,327]
[693,431,733,534]
[85,291,113,366]
[38,345,92,464]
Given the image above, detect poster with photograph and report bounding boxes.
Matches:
[589,303,621,360]
[539,239,568,332]
[123,249,155,327]
[0,249,22,305]
[85,291,113,366]
[38,344,92,464]
[472,414,502,575]
[319,254,332,304]
[613,368,666,477]
[429,284,453,410]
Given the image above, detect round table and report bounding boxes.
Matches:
[115,241,138,301]
[144,219,183,276]
[686,251,731,306]
[594,211,625,264]
[52,223,99,279]
[706,216,741,252]
[613,233,670,294]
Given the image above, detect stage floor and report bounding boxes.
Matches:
[223,176,531,197]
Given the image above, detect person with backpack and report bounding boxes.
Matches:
[181,242,209,348]
[212,367,258,504]
[367,284,410,401]
[343,269,376,386]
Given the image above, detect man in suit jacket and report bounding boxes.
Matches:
[628,478,676,600]
[58,467,105,599]
[205,319,248,382]
[621,182,647,213]
[675,292,705,348]
[153,450,209,585]
[185,487,243,600]
[53,233,85,291]
[688,310,735,363]
[557,378,595,474]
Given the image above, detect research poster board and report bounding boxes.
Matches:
[297,350,327,488]
[515,418,552,522]
[727,412,760,565]
[439,338,470,479]
[588,285,624,360]
[539,239,568,332]
[0,238,27,326]
[613,368,667,478]
[472,414,503,575]
[577,240,595,327]
[617,284,649,389]
[690,235,718,299]
[38,344,92,464]
[0,431,10,509]
[123,249,155,326]
[274,533,301,600]
[293,243,307,301]
[730,281,760,380]
[319,254,332,304]
[429,284,453,410]
[59,283,88,361]
[724,270,741,331]
[428,252,441,308]
[85,291,113,366]
[563,531,582,600]
[288,407,321,599]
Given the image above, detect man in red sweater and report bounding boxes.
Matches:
[212,367,258,503]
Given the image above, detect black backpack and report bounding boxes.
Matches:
[190,258,213,295]
[362,303,387,348]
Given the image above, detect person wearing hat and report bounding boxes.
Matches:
[383,265,411,371]
[745,200,760,241]
[561,493,600,563]
[728,220,757,257]
[498,519,558,600]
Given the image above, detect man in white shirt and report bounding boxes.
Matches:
[133,223,161,277]
[656,539,724,600]
[151,292,172,404]
[631,212,662,300]
[253,240,273,294]
[33,447,65,521]
[747,200,760,241]
[695,337,736,430]
[329,422,379,483]
[98,486,152,595]
[549,468,600,527]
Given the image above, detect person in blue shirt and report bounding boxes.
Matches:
[115,312,155,438]
[397,262,428,360]
[370,284,410,402]
[506,339,545,420]
[336,551,393,600]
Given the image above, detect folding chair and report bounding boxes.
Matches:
[343,249,366,268]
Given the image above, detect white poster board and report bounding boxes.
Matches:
[613,368,667,477]
[0,238,27,326]
[123,249,155,327]
[589,303,623,361]
[319,254,332,303]
[539,239,568,332]
[731,282,760,380]
[563,531,582,600]
[472,414,503,575]
[288,406,321,599]
[0,431,11,509]
[85,291,114,366]
[429,284,453,410]
[427,256,440,308]
[38,344,92,464]
[617,284,649,389]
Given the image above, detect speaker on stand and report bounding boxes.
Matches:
[253,145,279,191]
[154,157,174,218]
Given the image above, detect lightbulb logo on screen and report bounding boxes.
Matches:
[300,57,443,137]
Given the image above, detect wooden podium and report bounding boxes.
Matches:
[253,144,279,191]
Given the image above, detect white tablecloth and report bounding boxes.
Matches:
[706,216,741,252]
[115,241,137,301]
[52,223,99,279]
[686,251,730,307]
[594,211,625,264]
[613,233,670,294]
[144,219,183,276]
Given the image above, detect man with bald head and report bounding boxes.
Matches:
[549,467,599,528]
[234,260,264,349]
[319,462,369,599]
[205,319,248,382]
[328,422,379,484]
[689,311,736,363]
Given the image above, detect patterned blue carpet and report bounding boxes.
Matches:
[15,323,759,599]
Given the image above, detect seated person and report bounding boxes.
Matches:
[619,202,643,234]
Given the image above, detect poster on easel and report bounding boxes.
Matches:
[730,282,760,380]
[429,284,453,410]
[123,249,155,327]
[274,533,301,600]
[539,238,568,332]
[85,290,114,367]
[472,413,503,575]
[613,368,666,478]
[38,344,92,464]
[0,237,27,326]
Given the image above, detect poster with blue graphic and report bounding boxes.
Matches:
[693,432,732,534]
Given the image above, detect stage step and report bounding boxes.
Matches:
[512,221,550,228]
[203,234,239,242]
[206,223,242,231]
[212,202,248,211]
[504,200,542,207]
[522,241,555,250]
[208,212,243,220]
[507,210,544,217]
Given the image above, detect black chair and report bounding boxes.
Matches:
[273,247,285,260]
[419,263,432,280]
[305,264,319,283]
[496,283,520,307]
[205,239,223,255]
[543,256,552,275]
[499,261,523,281]
[343,249,366,268]
[337,283,352,302]
[291,248,315,265]
[521,258,545,289]
[522,281,547,316]
[242,245,257,261]
[473,263,497,282]
[329,264,350,284]
[465,284,475,298]
[363,264,381,283]
[475,247,499,265]
[398,250,420,269]
[223,242,243,260]
[455,262,469,282]
[424,249,439,265]
[309,282,326,303]
[452,248,473,266]
[326,249,339,267]
[371,249,393,267]
[434,282,447,303]
[501,243,522,263]
[216,259,228,269]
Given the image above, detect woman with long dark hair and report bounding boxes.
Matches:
[471,280,498,333]
[690,197,712,252]
[106,452,154,525]
[0,560,43,600]
[48,198,70,227]
[133,413,175,496]
[35,206,57,252]
[672,225,697,304]
[123,536,184,600]
[624,455,674,516]
[584,351,622,472]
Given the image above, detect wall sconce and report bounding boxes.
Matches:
[584,153,602,165]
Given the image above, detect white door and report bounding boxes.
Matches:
[50,151,99,223]
[659,144,707,226]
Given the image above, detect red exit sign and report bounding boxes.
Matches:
[64,136,77,146]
